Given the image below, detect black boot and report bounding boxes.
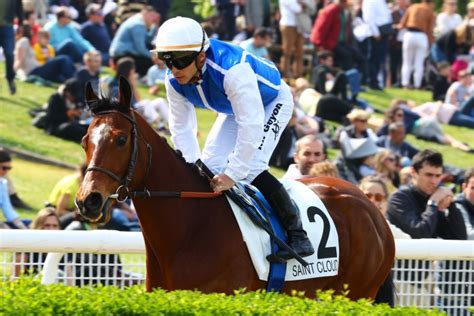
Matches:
[9,193,33,210]
[268,186,314,260]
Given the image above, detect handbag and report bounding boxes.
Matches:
[378,23,396,36]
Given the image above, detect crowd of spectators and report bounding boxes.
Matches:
[0,0,473,305]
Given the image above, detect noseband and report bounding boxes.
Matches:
[86,110,151,202]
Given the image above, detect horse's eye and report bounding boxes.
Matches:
[116,135,127,146]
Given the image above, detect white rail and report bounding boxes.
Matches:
[1,230,473,315]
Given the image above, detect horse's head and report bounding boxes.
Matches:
[75,77,146,223]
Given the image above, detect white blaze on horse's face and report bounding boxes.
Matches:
[91,123,112,147]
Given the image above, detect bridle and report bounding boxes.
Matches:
[85,109,152,202]
[85,109,220,204]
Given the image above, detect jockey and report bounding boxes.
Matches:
[152,17,314,260]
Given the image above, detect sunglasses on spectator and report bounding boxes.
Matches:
[356,119,368,123]
[365,192,385,202]
[395,112,404,117]
[385,157,396,162]
[1,166,12,171]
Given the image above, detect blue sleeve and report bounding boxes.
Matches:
[0,180,19,222]
[70,25,94,52]
[131,25,151,57]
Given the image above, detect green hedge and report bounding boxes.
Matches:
[1,279,442,315]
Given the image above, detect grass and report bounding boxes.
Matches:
[1,66,473,219]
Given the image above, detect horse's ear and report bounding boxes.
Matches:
[85,81,99,108]
[118,76,133,111]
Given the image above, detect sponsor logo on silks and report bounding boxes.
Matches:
[258,103,283,150]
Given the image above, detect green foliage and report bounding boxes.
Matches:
[192,0,216,19]
[0,278,443,315]
[169,0,202,21]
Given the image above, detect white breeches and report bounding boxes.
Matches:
[401,31,428,88]
[201,81,294,182]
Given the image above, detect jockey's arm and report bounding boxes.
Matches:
[223,63,265,182]
[166,77,201,163]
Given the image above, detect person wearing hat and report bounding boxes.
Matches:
[80,3,112,66]
[0,148,28,229]
[42,78,88,143]
[152,16,314,260]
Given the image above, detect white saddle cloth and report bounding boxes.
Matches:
[226,179,340,281]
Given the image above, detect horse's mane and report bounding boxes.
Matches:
[87,94,211,185]
[88,95,122,114]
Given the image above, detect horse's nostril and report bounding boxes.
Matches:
[84,192,103,212]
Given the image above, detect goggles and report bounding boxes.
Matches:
[158,51,199,70]
[155,28,206,70]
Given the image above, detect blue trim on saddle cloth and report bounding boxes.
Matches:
[247,187,287,292]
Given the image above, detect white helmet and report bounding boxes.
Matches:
[153,16,209,54]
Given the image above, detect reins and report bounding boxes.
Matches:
[86,109,222,202]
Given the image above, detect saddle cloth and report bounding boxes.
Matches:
[226,179,339,282]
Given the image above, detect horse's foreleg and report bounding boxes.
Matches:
[144,237,163,292]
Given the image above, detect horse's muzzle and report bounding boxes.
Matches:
[75,192,104,222]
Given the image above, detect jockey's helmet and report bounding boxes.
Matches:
[152,17,209,69]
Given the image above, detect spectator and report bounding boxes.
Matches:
[361,0,393,90]
[454,167,474,239]
[308,161,339,177]
[377,99,420,136]
[0,0,23,94]
[0,149,28,229]
[13,208,64,278]
[279,0,305,78]
[399,0,436,89]
[412,101,474,129]
[81,3,112,66]
[74,51,102,89]
[387,149,466,240]
[109,5,160,77]
[283,135,327,180]
[359,175,410,307]
[376,122,419,164]
[359,175,410,238]
[445,69,472,107]
[24,11,40,45]
[435,0,463,38]
[338,109,378,143]
[33,29,55,65]
[148,0,171,24]
[14,25,76,83]
[48,163,87,221]
[42,78,89,143]
[311,0,362,72]
[106,57,169,132]
[335,136,380,184]
[311,50,363,104]
[44,7,95,63]
[374,149,401,193]
[146,55,167,95]
[431,21,473,64]
[244,0,271,35]
[389,0,411,87]
[432,61,451,101]
[115,0,147,26]
[215,0,243,41]
[239,27,272,59]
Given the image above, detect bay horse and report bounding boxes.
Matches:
[76,77,395,299]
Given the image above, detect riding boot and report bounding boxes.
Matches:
[267,186,314,260]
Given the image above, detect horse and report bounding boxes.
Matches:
[75,77,395,299]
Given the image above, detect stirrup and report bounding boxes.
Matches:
[266,253,287,263]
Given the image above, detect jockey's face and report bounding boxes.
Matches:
[170,51,206,85]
